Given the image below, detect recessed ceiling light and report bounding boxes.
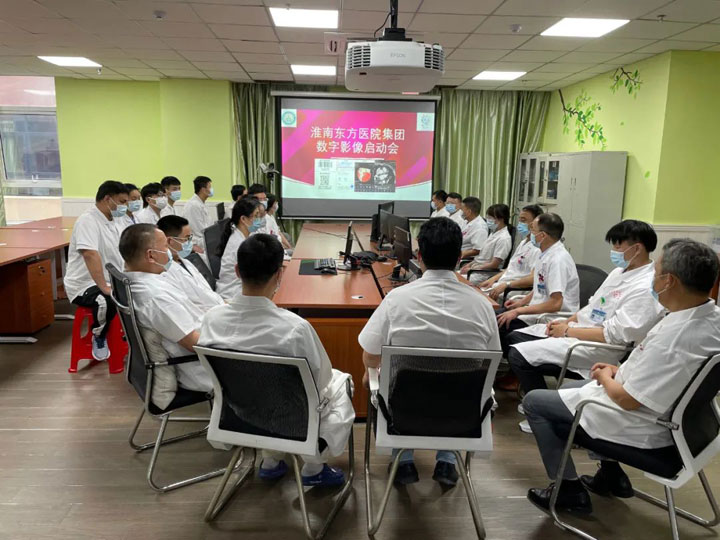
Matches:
[38,56,101,67]
[269,7,338,29]
[291,65,336,76]
[473,71,526,81]
[541,18,629,38]
[24,89,55,96]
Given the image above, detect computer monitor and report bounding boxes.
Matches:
[385,213,410,246]
[377,209,393,251]
[378,201,394,215]
[337,221,356,271]
[372,201,395,241]
[393,227,412,270]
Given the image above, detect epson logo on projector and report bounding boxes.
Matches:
[389,52,406,58]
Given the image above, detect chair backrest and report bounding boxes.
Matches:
[194,346,320,456]
[670,353,720,475]
[106,263,153,404]
[203,219,228,279]
[576,264,608,308]
[503,224,516,269]
[216,203,225,221]
[376,346,502,450]
[185,252,216,291]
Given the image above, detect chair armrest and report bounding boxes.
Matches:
[536,312,573,324]
[163,354,200,366]
[574,397,678,430]
[367,367,380,409]
[557,342,634,388]
[467,268,501,280]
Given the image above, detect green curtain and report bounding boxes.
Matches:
[433,88,550,211]
[233,83,276,187]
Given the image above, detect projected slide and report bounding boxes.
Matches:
[278,97,436,219]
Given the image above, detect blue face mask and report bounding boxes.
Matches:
[128,200,142,213]
[151,249,173,272]
[248,216,265,233]
[610,249,629,269]
[486,218,497,232]
[651,275,668,302]
[530,233,540,248]
[431,201,437,211]
[517,222,529,236]
[445,203,456,214]
[111,204,127,218]
[169,190,181,202]
[208,187,214,197]
[177,240,193,259]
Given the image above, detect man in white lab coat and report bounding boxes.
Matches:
[118,224,212,392]
[523,238,720,515]
[157,215,224,312]
[183,176,215,253]
[160,176,182,217]
[198,234,355,487]
[135,182,167,226]
[459,196,488,261]
[359,217,501,488]
[446,192,466,227]
[496,213,579,356]
[430,189,449,218]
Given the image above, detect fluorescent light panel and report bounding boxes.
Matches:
[24,89,55,96]
[38,56,101,67]
[269,7,338,29]
[291,64,336,76]
[541,18,629,38]
[473,71,526,81]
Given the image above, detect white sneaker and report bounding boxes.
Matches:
[517,403,525,416]
[92,336,110,361]
[518,420,532,434]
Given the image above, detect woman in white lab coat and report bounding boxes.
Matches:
[114,183,142,235]
[215,197,263,301]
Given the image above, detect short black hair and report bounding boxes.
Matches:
[432,190,448,202]
[161,176,181,189]
[267,193,277,210]
[157,215,189,238]
[193,176,212,194]
[119,223,157,265]
[248,183,267,196]
[447,192,462,201]
[605,220,658,253]
[236,234,284,287]
[661,238,720,294]
[231,184,246,201]
[487,203,510,224]
[140,182,164,208]
[418,217,462,271]
[124,182,139,193]
[537,213,564,240]
[95,180,129,202]
[522,204,543,219]
[462,196,482,217]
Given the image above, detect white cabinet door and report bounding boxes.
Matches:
[554,154,574,218]
[570,154,590,228]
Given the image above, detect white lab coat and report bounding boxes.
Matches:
[512,262,664,377]
[493,237,540,285]
[430,206,450,219]
[449,210,466,228]
[560,300,720,449]
[461,217,489,253]
[64,206,123,301]
[216,228,246,301]
[135,206,162,225]
[162,259,224,313]
[518,241,579,326]
[126,271,212,392]
[184,194,213,250]
[473,227,512,265]
[359,269,501,354]
[114,213,137,236]
[199,294,355,459]
[160,204,178,217]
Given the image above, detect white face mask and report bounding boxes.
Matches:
[153,196,168,210]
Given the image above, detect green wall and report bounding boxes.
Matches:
[55,78,234,200]
[540,53,671,222]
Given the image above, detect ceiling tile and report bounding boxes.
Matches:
[0,0,63,18]
[341,0,421,11]
[518,36,590,51]
[458,80,504,89]
[224,41,282,53]
[418,0,503,14]
[517,71,567,80]
[448,49,510,61]
[475,15,562,35]
[462,33,530,49]
[501,49,567,62]
[443,69,482,78]
[577,37,656,52]
[4,18,83,34]
[488,60,544,71]
[580,64,617,74]
[704,44,720,51]
[241,63,291,73]
[416,33,469,48]
[140,21,215,38]
[285,55,335,64]
[409,14,486,33]
[275,28,326,42]
[212,25,279,41]
[204,70,252,80]
[264,0,340,7]
[500,81,547,90]
[193,4,271,25]
[99,58,149,68]
[569,0,670,19]
[672,24,720,42]
[248,72,293,80]
[609,20,696,39]
[192,61,245,71]
[115,1,201,22]
[180,50,236,62]
[341,10,412,31]
[36,0,126,19]
[644,0,720,23]
[555,51,622,63]
[157,68,207,78]
[232,52,286,63]
[636,39,715,52]
[611,52,656,64]
[438,78,471,86]
[278,41,325,54]
[495,0,589,17]
[145,59,196,69]
[72,18,153,35]
[122,48,183,59]
[444,59,493,71]
[104,35,171,48]
[112,67,162,76]
[162,37,226,51]
[130,75,161,80]
[534,62,594,72]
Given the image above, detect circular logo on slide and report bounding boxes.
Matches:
[281,110,297,127]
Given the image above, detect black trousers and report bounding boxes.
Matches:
[497,316,529,357]
[72,286,117,341]
[508,332,583,394]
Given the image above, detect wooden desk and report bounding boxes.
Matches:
[9,216,77,230]
[0,228,72,250]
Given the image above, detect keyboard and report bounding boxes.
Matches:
[313,258,337,270]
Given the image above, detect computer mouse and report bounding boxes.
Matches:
[376,255,388,262]
[321,268,336,274]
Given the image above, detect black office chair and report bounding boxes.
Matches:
[203,219,228,279]
[185,252,216,291]
[216,203,225,221]
[576,263,608,308]
[105,263,227,493]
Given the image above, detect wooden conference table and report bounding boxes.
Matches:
[274,222,495,417]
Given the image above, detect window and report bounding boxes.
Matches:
[0,113,61,181]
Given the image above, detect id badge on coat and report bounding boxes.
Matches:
[590,308,607,324]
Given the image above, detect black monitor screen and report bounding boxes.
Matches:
[342,221,354,264]
[378,201,395,215]
[393,227,412,270]
[386,213,410,244]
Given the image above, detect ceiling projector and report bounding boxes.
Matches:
[344,1,444,93]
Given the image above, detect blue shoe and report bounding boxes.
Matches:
[258,460,288,480]
[301,464,345,487]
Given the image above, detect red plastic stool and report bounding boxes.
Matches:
[69,306,128,374]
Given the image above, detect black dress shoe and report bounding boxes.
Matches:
[581,466,634,498]
[432,461,459,487]
[527,482,593,515]
[389,462,419,486]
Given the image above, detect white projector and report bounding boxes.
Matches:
[345,40,444,93]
